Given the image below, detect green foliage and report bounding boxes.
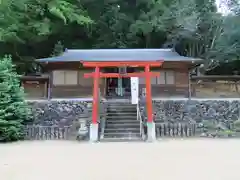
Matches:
[0,0,93,43]
[48,0,93,25]
[0,56,32,142]
[0,0,240,73]
[217,129,235,137]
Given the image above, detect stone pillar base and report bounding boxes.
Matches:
[147,122,156,142]
[89,123,98,142]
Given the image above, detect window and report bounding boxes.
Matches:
[156,71,175,85]
[53,71,65,85]
[165,71,175,84]
[53,70,78,85]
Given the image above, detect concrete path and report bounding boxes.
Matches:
[0,139,240,180]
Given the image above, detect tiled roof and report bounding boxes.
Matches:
[36,48,202,63]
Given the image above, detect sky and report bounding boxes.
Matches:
[216,0,231,14]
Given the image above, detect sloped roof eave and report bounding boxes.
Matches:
[35,49,203,63]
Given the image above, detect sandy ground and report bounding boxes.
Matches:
[1,139,240,180]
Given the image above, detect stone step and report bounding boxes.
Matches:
[107,107,136,109]
[106,117,140,124]
[107,103,136,106]
[107,102,135,104]
[107,109,136,112]
[107,112,137,114]
[107,108,136,110]
[107,102,135,105]
[106,116,137,120]
[106,111,137,115]
[104,102,141,142]
[107,112,137,115]
[104,128,140,133]
[104,132,141,138]
[100,137,143,142]
[107,108,137,112]
[107,105,136,108]
[105,123,140,128]
[107,112,136,115]
[107,115,137,118]
[106,120,139,124]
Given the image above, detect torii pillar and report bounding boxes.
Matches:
[145,64,156,141]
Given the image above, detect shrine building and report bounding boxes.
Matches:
[22,48,201,141]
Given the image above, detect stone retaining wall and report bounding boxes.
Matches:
[140,100,240,137]
[28,100,93,126]
[28,99,240,139]
[26,100,106,140]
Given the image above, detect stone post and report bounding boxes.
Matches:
[90,123,98,142]
[147,122,156,141]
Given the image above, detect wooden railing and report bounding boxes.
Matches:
[141,122,197,138]
[155,123,196,137]
[137,101,145,140]
[24,125,72,140]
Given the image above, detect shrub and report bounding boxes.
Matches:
[0,55,32,142]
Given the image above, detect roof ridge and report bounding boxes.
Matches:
[66,48,173,52]
[36,48,202,63]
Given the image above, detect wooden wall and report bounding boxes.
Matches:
[29,61,192,99]
[45,63,105,98]
[21,79,48,99]
[138,62,191,97]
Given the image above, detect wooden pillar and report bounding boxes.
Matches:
[44,80,48,99]
[187,70,192,99]
[92,66,100,124]
[145,65,153,123]
[48,72,53,100]
[47,79,51,100]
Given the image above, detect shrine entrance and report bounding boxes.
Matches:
[83,61,163,142]
[105,67,134,98]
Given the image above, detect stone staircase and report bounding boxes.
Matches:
[102,101,142,142]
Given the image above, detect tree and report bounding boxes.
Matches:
[0,56,32,142]
[147,0,240,71]
[0,0,93,43]
[0,0,240,74]
[0,0,93,74]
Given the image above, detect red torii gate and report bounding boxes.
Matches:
[82,61,163,141]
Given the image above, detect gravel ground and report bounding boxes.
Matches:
[0,139,240,180]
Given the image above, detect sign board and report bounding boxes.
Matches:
[130,77,139,104]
